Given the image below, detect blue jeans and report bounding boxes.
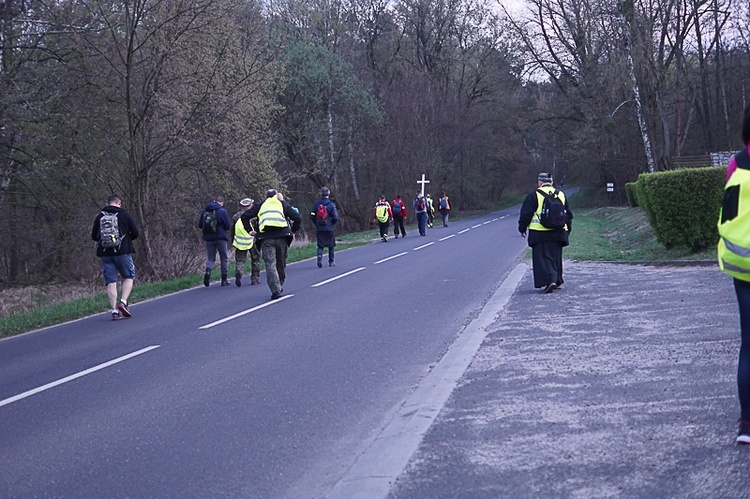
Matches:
[735,278,750,420]
[101,254,136,285]
[416,212,427,235]
[205,240,228,274]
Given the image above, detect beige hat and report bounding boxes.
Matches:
[240,198,253,206]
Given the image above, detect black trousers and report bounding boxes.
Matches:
[532,240,564,288]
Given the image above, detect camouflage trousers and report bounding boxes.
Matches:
[260,238,288,294]
[235,245,261,283]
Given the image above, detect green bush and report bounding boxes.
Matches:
[637,167,725,251]
[625,182,638,207]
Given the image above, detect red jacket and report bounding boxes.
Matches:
[391,198,407,218]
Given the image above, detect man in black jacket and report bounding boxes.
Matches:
[242,189,302,300]
[91,194,140,320]
[518,173,573,293]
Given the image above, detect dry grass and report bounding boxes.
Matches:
[0,283,100,318]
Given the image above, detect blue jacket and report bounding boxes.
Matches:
[198,201,232,242]
[310,198,339,232]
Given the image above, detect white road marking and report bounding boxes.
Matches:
[471,224,482,229]
[199,295,294,329]
[438,234,455,241]
[331,263,529,498]
[412,242,434,251]
[0,345,161,408]
[312,267,366,287]
[483,220,492,225]
[375,252,408,264]
[458,228,470,234]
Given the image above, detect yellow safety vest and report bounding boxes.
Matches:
[529,184,567,231]
[719,154,750,281]
[258,197,288,232]
[233,218,254,250]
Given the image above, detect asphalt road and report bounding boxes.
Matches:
[0,208,527,497]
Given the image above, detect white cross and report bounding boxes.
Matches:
[417,173,430,196]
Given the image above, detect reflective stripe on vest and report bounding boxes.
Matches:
[233,218,254,250]
[718,157,750,281]
[258,197,288,232]
[529,184,566,231]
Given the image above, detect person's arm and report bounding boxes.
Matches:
[241,203,260,232]
[330,202,339,224]
[285,202,302,232]
[518,192,537,237]
[126,212,140,240]
[92,214,101,241]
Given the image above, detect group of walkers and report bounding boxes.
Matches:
[373,191,451,242]
[196,189,304,301]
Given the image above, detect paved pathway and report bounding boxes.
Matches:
[391,262,750,498]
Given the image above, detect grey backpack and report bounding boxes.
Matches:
[99,211,123,249]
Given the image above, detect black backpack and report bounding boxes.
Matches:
[201,209,219,234]
[537,189,567,229]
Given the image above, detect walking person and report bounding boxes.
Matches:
[198,196,232,287]
[426,194,435,228]
[373,194,392,242]
[392,194,407,238]
[414,191,428,236]
[438,192,451,227]
[310,187,339,267]
[91,194,140,321]
[241,189,301,300]
[718,103,750,444]
[230,197,258,287]
[518,172,573,293]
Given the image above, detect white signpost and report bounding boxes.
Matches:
[417,173,430,196]
[607,182,614,192]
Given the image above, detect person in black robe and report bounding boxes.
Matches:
[518,172,573,293]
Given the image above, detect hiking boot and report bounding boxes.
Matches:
[117,300,131,318]
[329,261,335,267]
[394,234,398,239]
[221,274,230,286]
[203,270,211,287]
[235,271,242,287]
[544,283,556,294]
[271,291,283,300]
[381,235,387,242]
[738,420,750,444]
[317,256,323,268]
[111,310,122,321]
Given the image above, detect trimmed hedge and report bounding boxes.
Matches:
[636,167,725,251]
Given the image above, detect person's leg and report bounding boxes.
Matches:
[250,246,261,284]
[262,239,281,295]
[328,245,335,264]
[204,241,215,286]
[276,238,288,287]
[101,256,120,318]
[205,241,216,271]
[317,244,324,268]
[217,240,229,285]
[106,282,118,310]
[235,249,247,286]
[735,278,750,421]
[556,244,565,286]
[532,242,556,290]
